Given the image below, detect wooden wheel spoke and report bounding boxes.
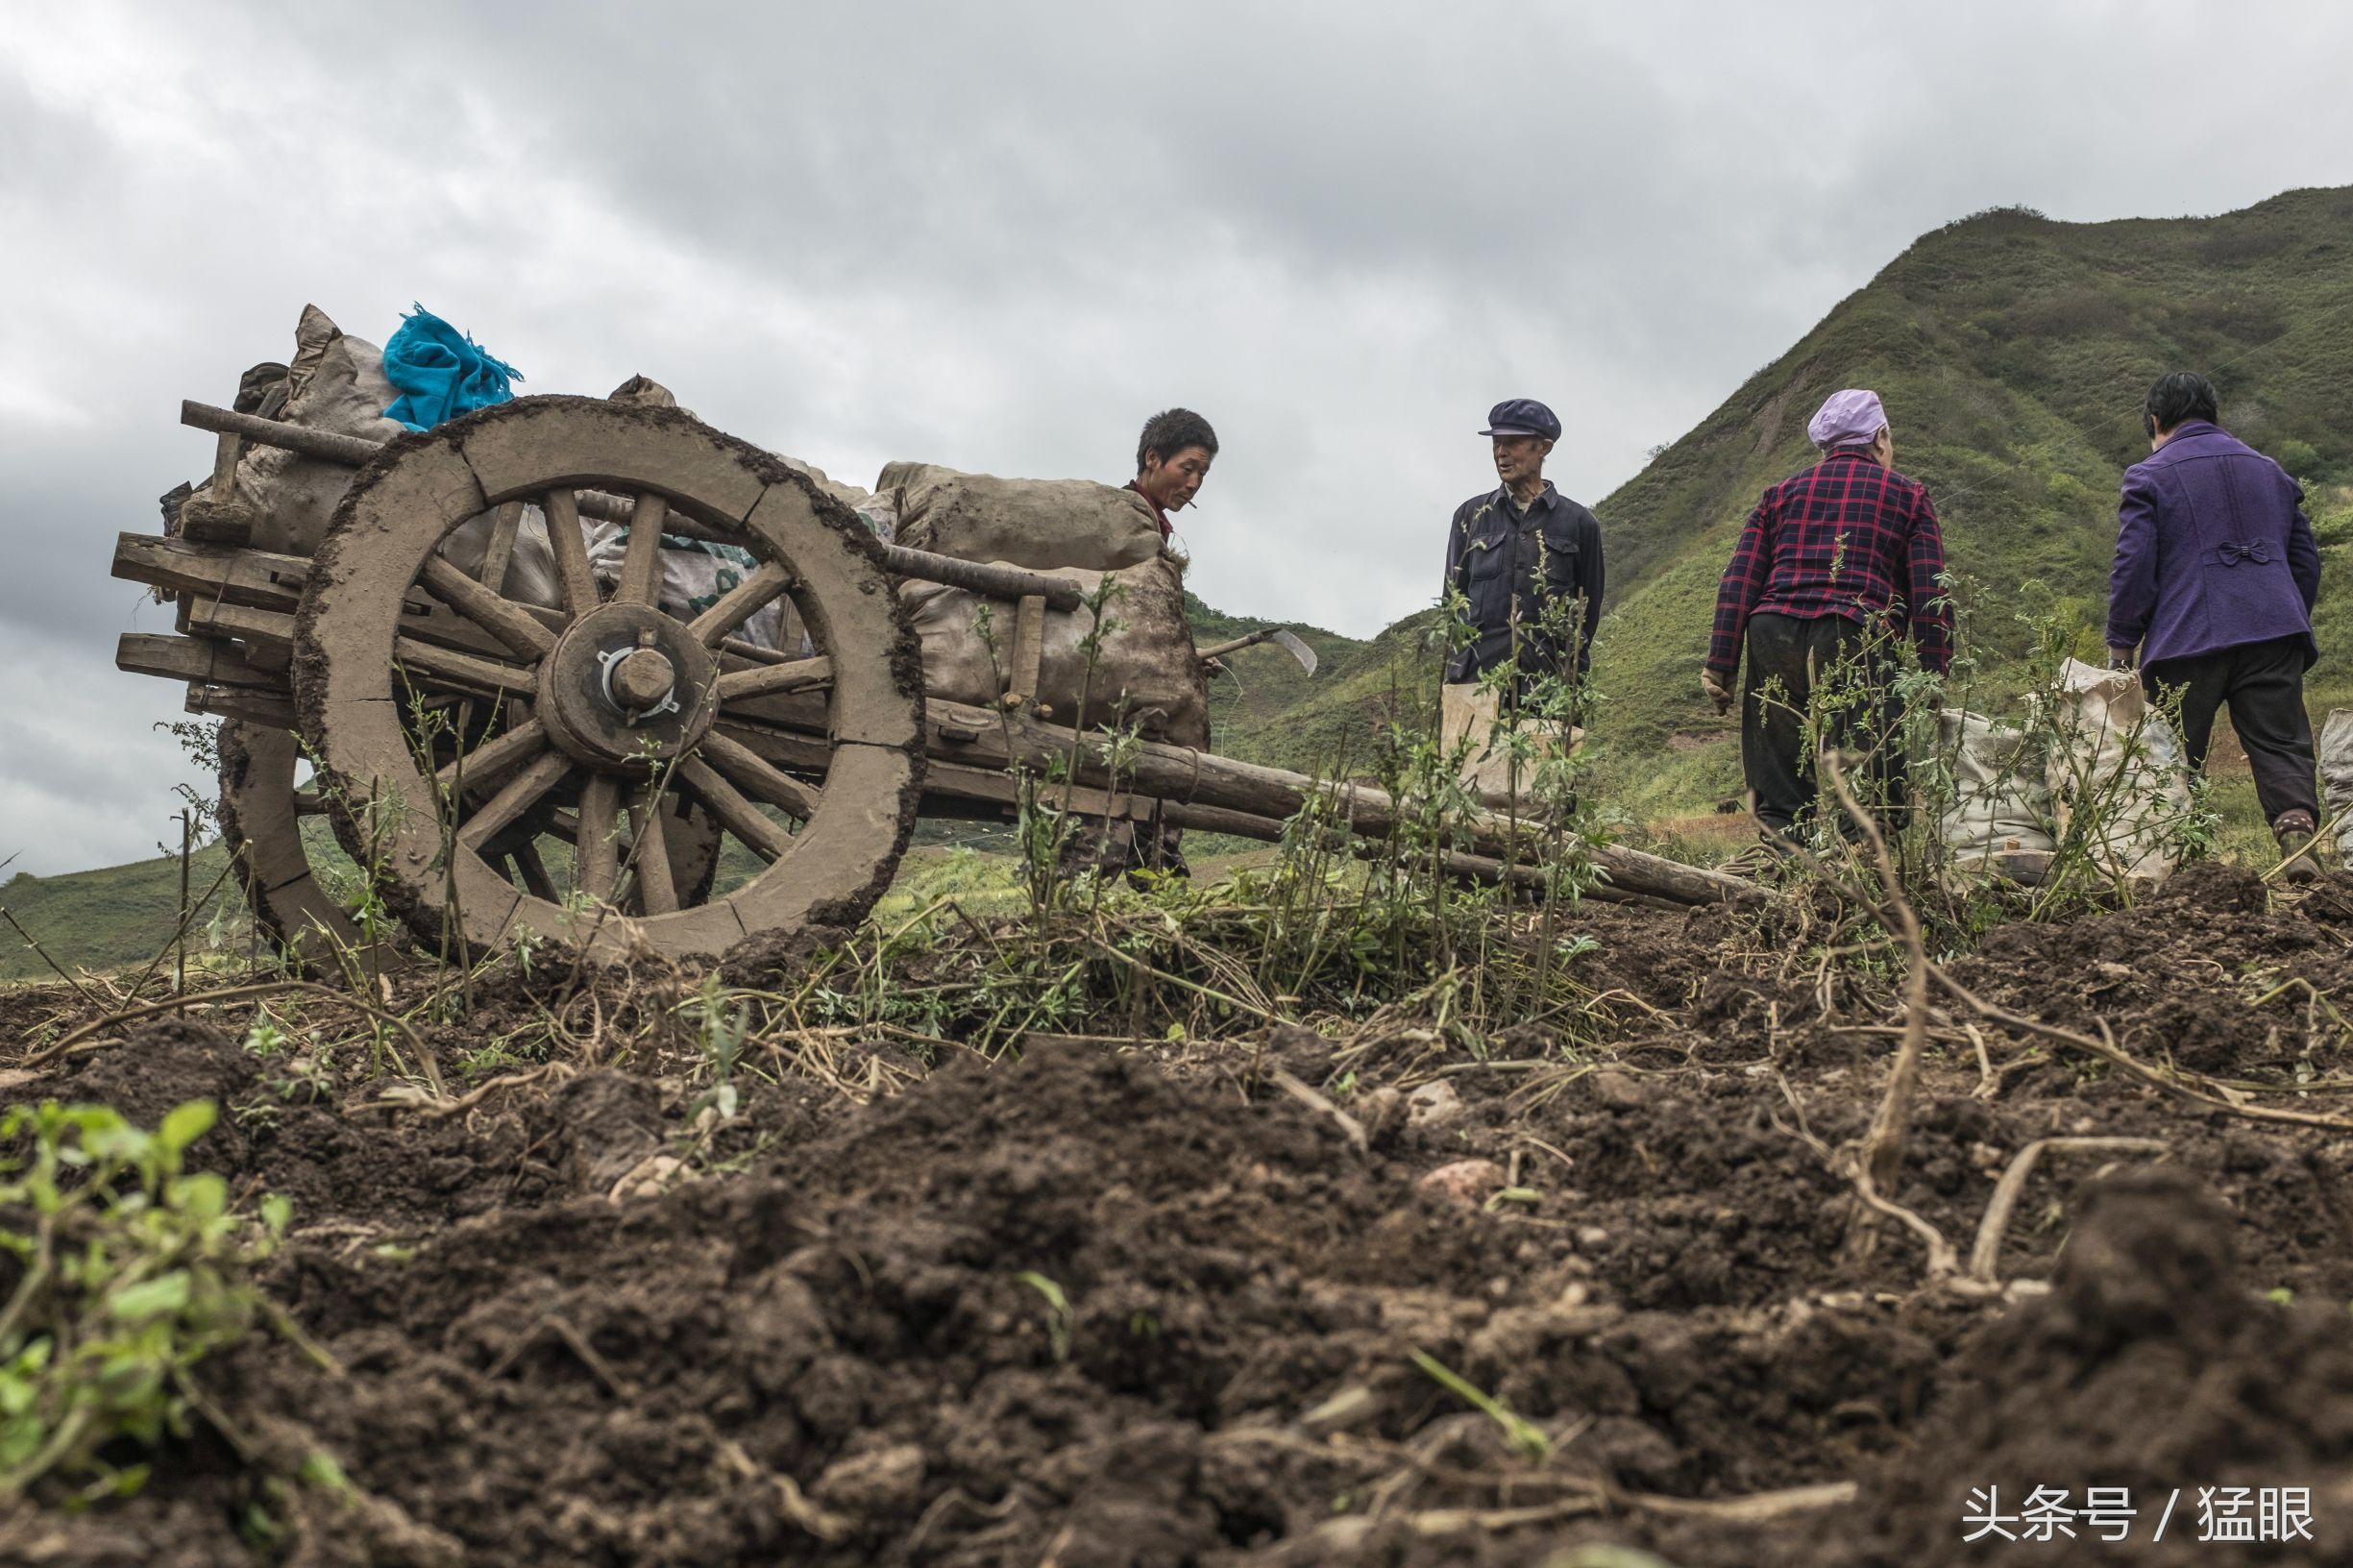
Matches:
[457,752,571,851]
[576,775,621,900]
[433,718,548,796]
[687,561,794,648]
[615,491,670,607]
[395,637,538,698]
[700,729,821,820]
[711,717,832,775]
[510,840,560,901]
[626,785,681,915]
[716,654,831,703]
[420,554,555,661]
[675,755,796,862]
[543,487,600,620]
[478,501,524,592]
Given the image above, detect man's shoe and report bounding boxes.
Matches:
[2275,825,2322,886]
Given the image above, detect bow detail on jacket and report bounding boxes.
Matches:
[2217,540,2272,567]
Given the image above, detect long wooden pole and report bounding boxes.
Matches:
[923,698,1761,907]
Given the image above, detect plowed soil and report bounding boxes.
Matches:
[9,863,2353,1565]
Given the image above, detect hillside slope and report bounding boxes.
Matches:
[1584,185,2353,813]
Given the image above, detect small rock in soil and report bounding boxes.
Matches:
[1419,1158,1506,1205]
[1407,1080,1463,1126]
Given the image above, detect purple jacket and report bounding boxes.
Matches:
[2106,421,2319,668]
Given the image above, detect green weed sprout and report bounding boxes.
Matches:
[1409,1348,1550,1460]
[0,1099,291,1504]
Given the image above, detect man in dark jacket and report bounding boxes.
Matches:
[1703,389,1951,841]
[1442,399,1605,699]
[2107,372,2323,880]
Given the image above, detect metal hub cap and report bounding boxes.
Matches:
[539,601,717,771]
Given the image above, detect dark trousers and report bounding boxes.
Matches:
[2142,634,2319,830]
[1741,612,1906,836]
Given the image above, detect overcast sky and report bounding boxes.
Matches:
[4,0,2351,878]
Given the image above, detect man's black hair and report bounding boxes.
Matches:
[2145,372,2219,434]
[1137,407,1218,474]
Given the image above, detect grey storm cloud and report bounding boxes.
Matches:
[3,0,2350,875]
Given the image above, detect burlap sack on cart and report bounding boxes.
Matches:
[903,556,1209,747]
[1937,708,2055,881]
[879,462,1164,573]
[2046,658,2193,885]
[1438,684,1583,809]
[183,305,410,556]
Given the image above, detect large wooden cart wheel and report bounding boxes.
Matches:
[292,396,923,963]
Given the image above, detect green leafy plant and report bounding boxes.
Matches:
[0,1098,290,1504]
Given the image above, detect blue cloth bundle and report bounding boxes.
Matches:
[381,306,524,430]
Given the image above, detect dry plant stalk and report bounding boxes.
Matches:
[1806,752,1942,1266]
[1968,1136,2169,1282]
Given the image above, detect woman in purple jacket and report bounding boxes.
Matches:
[2106,373,2324,881]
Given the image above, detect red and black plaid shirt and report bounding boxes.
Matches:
[1706,451,1951,678]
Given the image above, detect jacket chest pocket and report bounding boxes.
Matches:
[1538,536,1581,587]
[1462,530,1513,582]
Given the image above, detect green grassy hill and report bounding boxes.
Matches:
[0,848,245,984]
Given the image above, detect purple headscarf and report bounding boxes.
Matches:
[1807,388,1887,452]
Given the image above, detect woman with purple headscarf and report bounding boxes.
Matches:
[1702,389,1952,854]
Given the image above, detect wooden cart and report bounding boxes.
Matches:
[114,395,1748,967]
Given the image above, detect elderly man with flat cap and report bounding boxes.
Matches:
[1442,399,1605,702]
[1703,389,1951,846]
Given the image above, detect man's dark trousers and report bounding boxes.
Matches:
[2142,633,2320,828]
[1741,611,1906,836]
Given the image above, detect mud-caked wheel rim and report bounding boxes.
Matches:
[291,395,923,962]
[216,721,378,968]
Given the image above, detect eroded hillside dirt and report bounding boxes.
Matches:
[8,865,2353,1565]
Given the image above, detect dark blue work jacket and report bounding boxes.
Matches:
[1441,480,1605,686]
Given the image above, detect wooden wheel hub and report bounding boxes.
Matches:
[539,601,715,772]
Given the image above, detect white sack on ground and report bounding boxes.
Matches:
[1936,708,2056,879]
[1439,684,1583,810]
[880,462,1163,573]
[2318,709,2353,857]
[2046,658,2194,885]
[904,557,1209,747]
